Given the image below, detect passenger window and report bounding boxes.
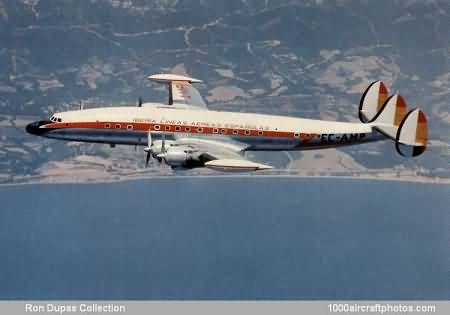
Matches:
[175,126,181,132]
[197,127,203,133]
[221,129,227,134]
[165,125,171,131]
[115,124,121,129]
[245,130,251,135]
[294,133,300,138]
[127,125,133,130]
[105,123,111,128]
[258,131,264,136]
[154,125,160,130]
[213,128,219,134]
[185,127,191,132]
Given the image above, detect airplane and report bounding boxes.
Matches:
[26,74,428,172]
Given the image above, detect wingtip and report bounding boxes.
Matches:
[257,165,274,170]
[204,159,273,172]
[147,73,203,83]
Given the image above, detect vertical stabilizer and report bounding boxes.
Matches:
[395,109,428,157]
[371,94,408,139]
[359,81,389,123]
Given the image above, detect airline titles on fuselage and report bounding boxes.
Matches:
[133,118,271,130]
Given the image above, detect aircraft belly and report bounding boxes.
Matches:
[238,136,299,150]
[244,131,385,151]
[45,128,147,145]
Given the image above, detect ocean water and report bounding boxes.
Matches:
[0,177,449,300]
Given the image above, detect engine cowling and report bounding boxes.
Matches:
[163,147,190,166]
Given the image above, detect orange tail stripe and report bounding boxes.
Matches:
[415,111,428,145]
[394,95,408,126]
[377,82,389,112]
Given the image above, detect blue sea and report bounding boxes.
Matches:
[0,177,449,299]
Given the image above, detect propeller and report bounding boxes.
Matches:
[144,132,152,168]
[156,133,167,164]
[144,132,170,168]
[138,96,143,107]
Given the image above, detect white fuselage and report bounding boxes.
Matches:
[33,103,385,151]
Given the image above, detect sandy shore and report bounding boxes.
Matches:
[1,170,449,187]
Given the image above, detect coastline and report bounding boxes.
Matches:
[1,171,449,187]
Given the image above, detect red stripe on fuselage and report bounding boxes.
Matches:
[43,121,300,138]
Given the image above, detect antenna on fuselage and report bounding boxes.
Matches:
[79,101,84,110]
[138,96,143,107]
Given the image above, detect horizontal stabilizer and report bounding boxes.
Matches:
[372,94,408,139]
[358,81,428,158]
[147,73,207,108]
[147,73,202,84]
[205,159,273,172]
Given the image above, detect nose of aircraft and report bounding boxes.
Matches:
[25,120,51,135]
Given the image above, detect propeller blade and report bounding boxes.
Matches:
[144,131,153,168]
[145,151,151,168]
[158,134,169,165]
[148,131,152,147]
[161,133,166,153]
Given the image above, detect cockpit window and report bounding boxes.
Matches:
[50,116,62,122]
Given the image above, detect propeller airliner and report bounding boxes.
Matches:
[26,74,428,171]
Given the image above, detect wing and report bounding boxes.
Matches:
[175,138,273,171]
[147,73,207,109]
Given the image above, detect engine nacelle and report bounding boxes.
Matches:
[163,148,189,166]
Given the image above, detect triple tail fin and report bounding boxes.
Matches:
[359,81,428,157]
